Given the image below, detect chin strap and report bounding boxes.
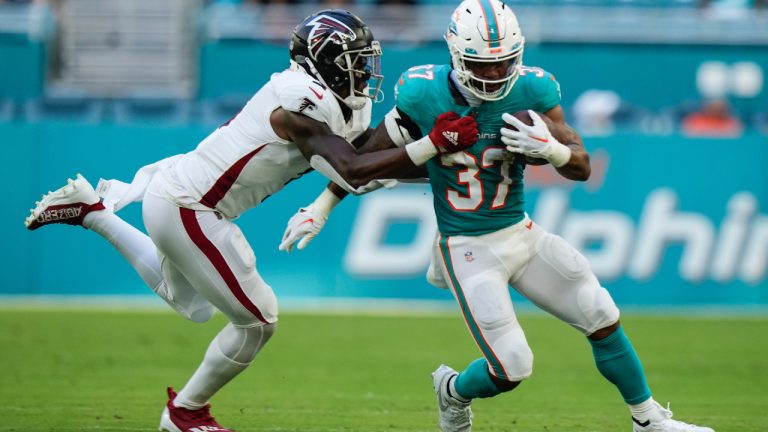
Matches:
[342,95,367,110]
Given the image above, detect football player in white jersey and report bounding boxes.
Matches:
[281,2,715,432]
[24,9,477,432]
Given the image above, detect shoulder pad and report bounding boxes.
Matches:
[272,70,341,126]
[517,65,562,113]
[394,65,440,109]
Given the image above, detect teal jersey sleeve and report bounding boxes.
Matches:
[517,66,562,114]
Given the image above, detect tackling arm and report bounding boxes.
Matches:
[273,109,416,252]
[325,117,430,197]
[325,122,416,199]
[276,107,476,252]
[273,108,417,192]
[274,107,476,192]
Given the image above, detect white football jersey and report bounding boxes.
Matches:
[153,70,371,219]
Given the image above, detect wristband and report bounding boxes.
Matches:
[313,187,341,216]
[548,142,572,168]
[404,135,438,166]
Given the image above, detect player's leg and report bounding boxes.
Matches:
[25,174,213,323]
[158,322,275,432]
[513,224,714,432]
[429,228,534,431]
[144,194,277,431]
[89,204,216,323]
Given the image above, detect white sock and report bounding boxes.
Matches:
[448,376,470,403]
[630,397,662,421]
[173,324,274,408]
[83,210,164,295]
[174,343,249,409]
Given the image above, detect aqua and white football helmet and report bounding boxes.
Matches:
[445,0,525,101]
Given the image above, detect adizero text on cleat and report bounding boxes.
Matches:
[25,174,105,230]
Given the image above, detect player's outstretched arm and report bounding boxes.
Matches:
[278,125,395,253]
[273,108,476,192]
[276,109,477,252]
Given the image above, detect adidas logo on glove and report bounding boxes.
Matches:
[442,131,459,146]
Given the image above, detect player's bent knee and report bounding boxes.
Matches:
[579,282,620,335]
[259,321,277,343]
[218,322,277,364]
[492,330,534,380]
[233,277,279,327]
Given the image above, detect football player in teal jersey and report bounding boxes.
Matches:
[280,1,715,431]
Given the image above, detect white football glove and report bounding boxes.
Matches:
[278,188,340,253]
[500,110,571,167]
[279,204,327,253]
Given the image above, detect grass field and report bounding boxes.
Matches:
[0,308,766,432]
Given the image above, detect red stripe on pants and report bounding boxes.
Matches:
[179,207,268,324]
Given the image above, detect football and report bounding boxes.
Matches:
[504,110,568,165]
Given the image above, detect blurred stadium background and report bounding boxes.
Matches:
[2,1,768,431]
[1,0,767,308]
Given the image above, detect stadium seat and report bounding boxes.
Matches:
[23,89,104,124]
[112,97,192,125]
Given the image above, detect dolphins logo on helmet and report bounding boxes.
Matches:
[445,0,525,101]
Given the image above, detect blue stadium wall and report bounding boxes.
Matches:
[2,39,767,309]
[3,122,767,308]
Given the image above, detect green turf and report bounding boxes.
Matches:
[0,308,765,431]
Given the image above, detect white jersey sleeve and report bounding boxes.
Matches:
[271,70,371,142]
[271,71,343,132]
[144,69,372,220]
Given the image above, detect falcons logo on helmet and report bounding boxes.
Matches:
[306,15,357,60]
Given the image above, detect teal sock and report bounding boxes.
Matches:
[589,325,651,405]
[453,358,502,399]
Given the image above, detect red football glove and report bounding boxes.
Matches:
[428,112,479,153]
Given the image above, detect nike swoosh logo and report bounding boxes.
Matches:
[309,87,324,100]
[528,134,548,143]
[632,417,651,427]
[525,220,533,230]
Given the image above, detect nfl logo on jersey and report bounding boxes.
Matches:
[464,251,474,262]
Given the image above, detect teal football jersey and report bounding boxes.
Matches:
[394,64,562,236]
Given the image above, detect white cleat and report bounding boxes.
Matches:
[24,174,104,230]
[432,365,472,432]
[632,402,715,432]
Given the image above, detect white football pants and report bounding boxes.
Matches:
[141,184,278,327]
[428,216,619,381]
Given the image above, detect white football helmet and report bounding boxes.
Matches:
[445,0,525,101]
